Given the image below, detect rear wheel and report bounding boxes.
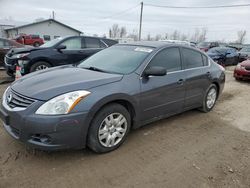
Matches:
[87,103,131,153]
[30,61,51,73]
[200,84,218,113]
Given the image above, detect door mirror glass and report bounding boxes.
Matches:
[144,66,166,77]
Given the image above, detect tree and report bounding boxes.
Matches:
[127,29,139,41]
[237,30,247,44]
[120,27,127,38]
[191,28,207,43]
[170,30,180,40]
[155,34,162,41]
[110,24,120,38]
[146,33,151,41]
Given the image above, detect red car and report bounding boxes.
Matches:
[15,34,44,47]
[234,60,250,80]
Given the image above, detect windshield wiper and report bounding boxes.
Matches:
[83,66,108,73]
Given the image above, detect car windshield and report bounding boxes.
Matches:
[40,37,63,47]
[78,45,154,74]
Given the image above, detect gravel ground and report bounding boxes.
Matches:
[0,67,250,188]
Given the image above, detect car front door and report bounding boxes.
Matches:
[55,37,85,65]
[181,47,211,110]
[139,47,186,122]
[225,48,238,65]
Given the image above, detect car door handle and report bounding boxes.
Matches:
[177,79,184,85]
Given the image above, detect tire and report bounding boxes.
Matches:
[30,61,51,73]
[200,84,218,113]
[33,42,40,47]
[87,103,131,153]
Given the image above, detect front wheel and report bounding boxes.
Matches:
[30,61,51,73]
[200,84,218,113]
[87,104,131,153]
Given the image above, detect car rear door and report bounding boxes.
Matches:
[139,47,186,121]
[181,47,211,110]
[80,37,104,59]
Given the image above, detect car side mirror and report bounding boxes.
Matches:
[56,44,66,51]
[143,66,167,77]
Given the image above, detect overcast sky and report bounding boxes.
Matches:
[0,0,250,43]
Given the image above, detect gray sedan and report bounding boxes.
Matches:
[0,42,225,153]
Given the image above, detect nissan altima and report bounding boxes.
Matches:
[0,42,225,153]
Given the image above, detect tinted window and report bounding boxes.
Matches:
[43,35,51,41]
[85,38,100,48]
[182,48,203,69]
[103,39,118,46]
[61,37,82,49]
[31,35,40,39]
[202,54,208,66]
[148,48,181,72]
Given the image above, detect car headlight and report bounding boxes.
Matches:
[12,53,30,59]
[236,64,245,70]
[36,90,91,115]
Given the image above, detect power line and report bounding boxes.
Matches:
[101,3,140,20]
[144,3,250,9]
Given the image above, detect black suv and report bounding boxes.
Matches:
[4,36,117,76]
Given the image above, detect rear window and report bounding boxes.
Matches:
[102,39,118,46]
[182,48,203,69]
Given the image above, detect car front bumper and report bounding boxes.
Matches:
[234,68,250,80]
[0,101,90,151]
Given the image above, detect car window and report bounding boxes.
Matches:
[202,54,208,66]
[100,41,107,48]
[148,47,181,72]
[61,37,82,49]
[182,48,203,69]
[85,38,100,48]
[0,39,4,48]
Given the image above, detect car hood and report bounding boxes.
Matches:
[240,60,250,67]
[11,66,123,100]
[7,46,47,57]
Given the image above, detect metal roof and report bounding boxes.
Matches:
[4,19,83,34]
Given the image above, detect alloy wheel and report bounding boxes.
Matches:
[98,113,128,148]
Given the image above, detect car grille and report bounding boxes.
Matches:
[6,90,36,109]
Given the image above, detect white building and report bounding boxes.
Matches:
[2,19,83,41]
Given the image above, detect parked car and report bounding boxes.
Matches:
[234,59,250,80]
[238,47,250,62]
[207,47,240,66]
[15,34,44,47]
[159,39,196,47]
[0,38,25,68]
[4,36,117,76]
[197,42,219,52]
[0,42,225,153]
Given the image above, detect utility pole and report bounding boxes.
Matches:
[139,2,143,41]
[52,11,55,19]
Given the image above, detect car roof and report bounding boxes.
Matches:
[118,41,184,49]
